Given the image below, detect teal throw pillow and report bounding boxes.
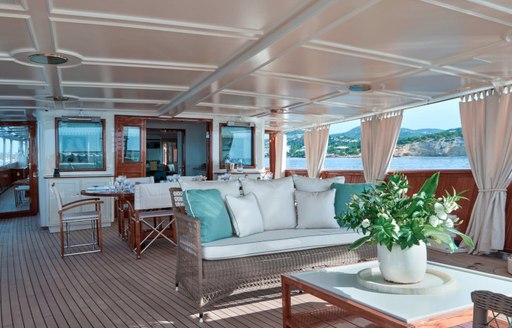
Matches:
[331,183,374,224]
[183,189,233,243]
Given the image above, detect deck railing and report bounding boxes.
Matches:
[285,169,512,253]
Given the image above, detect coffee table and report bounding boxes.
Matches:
[282,261,512,328]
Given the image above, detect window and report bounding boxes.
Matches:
[286,130,306,169]
[390,99,468,170]
[123,126,141,162]
[56,119,106,171]
[220,123,255,168]
[264,132,270,169]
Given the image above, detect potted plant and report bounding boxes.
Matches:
[337,172,474,283]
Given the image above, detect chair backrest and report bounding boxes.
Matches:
[134,182,173,211]
[169,188,185,213]
[149,160,158,171]
[50,183,63,211]
[126,176,154,184]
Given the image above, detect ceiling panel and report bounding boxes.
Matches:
[0,84,46,97]
[62,86,181,101]
[379,70,473,97]
[202,93,300,109]
[448,48,512,79]
[60,64,207,86]
[261,47,411,83]
[229,74,339,99]
[317,0,509,62]
[324,92,416,109]
[0,16,35,51]
[50,0,303,31]
[0,99,36,107]
[0,61,45,81]
[65,101,161,111]
[53,20,253,65]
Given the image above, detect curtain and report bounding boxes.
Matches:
[274,132,287,179]
[460,90,512,253]
[304,126,330,178]
[361,111,403,183]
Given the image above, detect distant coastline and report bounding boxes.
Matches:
[286,156,470,170]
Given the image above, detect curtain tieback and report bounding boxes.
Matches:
[479,188,508,192]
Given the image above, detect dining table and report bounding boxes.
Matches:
[81,186,134,239]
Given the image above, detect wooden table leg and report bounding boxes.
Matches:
[282,276,292,328]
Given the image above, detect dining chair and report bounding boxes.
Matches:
[127,182,175,259]
[51,183,104,258]
[472,290,512,327]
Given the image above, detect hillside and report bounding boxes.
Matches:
[286,127,465,158]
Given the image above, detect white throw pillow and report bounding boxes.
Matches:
[295,189,339,229]
[179,180,241,199]
[293,175,345,192]
[225,193,264,237]
[241,177,296,230]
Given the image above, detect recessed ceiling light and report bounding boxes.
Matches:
[28,53,68,65]
[46,95,70,101]
[348,84,372,92]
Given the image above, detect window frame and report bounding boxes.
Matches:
[55,118,106,172]
[219,123,256,169]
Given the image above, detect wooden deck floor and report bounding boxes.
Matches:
[0,216,509,328]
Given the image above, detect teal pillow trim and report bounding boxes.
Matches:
[330,183,374,226]
[183,189,233,243]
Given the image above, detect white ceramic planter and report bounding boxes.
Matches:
[377,241,427,284]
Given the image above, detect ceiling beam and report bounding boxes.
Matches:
[158,0,380,117]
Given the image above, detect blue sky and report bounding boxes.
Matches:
[329,98,461,134]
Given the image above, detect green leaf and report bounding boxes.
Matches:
[418,172,440,198]
[348,236,372,251]
[447,227,474,248]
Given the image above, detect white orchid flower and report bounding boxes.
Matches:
[361,219,371,228]
[391,219,400,233]
[434,203,444,214]
[429,215,440,227]
[437,211,448,221]
[445,218,454,228]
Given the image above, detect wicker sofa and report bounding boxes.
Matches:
[169,178,377,320]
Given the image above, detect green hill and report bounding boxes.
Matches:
[285,128,464,158]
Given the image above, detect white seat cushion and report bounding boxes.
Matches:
[201,228,361,260]
[62,211,100,221]
[293,175,345,192]
[179,180,241,199]
[137,209,173,219]
[240,177,296,230]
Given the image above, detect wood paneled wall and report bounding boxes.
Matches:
[286,169,512,252]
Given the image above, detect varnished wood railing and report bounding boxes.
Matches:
[286,169,512,253]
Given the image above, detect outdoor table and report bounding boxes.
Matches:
[81,186,133,239]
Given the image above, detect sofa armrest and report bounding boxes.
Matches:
[175,211,204,296]
[175,211,201,258]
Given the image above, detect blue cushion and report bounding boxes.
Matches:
[183,189,233,243]
[331,183,373,219]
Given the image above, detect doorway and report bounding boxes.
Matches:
[146,128,186,182]
[0,122,39,218]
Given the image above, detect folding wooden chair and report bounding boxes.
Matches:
[51,183,103,258]
[128,182,175,259]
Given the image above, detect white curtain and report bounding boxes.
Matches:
[361,111,403,183]
[460,90,512,253]
[304,126,330,178]
[274,132,287,179]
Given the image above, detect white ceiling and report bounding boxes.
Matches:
[1,0,512,129]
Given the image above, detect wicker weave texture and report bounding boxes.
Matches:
[472,290,512,327]
[172,208,377,313]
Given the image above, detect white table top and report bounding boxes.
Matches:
[289,260,512,323]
